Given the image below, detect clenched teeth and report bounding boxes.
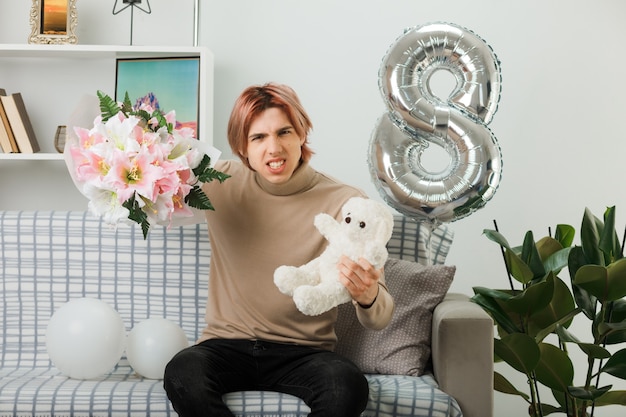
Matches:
[268,160,284,169]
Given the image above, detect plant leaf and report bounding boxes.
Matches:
[471,290,521,335]
[595,390,626,406]
[555,325,612,359]
[527,276,576,338]
[580,207,603,266]
[521,231,546,279]
[568,246,597,320]
[495,333,540,375]
[600,348,626,379]
[567,385,612,401]
[505,272,555,316]
[483,229,512,250]
[534,342,574,391]
[599,206,621,264]
[575,258,626,302]
[543,247,571,276]
[554,224,575,248]
[505,249,535,285]
[493,371,529,399]
[600,299,626,344]
[534,309,581,343]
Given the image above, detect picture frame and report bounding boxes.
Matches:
[115,57,201,139]
[29,0,78,45]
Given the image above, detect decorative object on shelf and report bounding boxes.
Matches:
[113,0,151,45]
[29,0,78,45]
[65,91,229,239]
[54,125,66,153]
[116,57,200,140]
[0,88,19,154]
[472,206,626,416]
[0,92,40,153]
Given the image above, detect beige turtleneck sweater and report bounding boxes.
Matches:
[198,160,394,351]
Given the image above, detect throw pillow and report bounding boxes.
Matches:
[335,258,455,376]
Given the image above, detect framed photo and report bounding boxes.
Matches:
[115,57,201,139]
[29,0,78,45]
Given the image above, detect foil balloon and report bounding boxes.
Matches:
[369,22,503,224]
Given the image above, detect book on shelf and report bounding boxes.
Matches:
[0,89,19,153]
[0,92,40,153]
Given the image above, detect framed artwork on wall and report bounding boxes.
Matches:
[115,57,201,139]
[29,0,78,45]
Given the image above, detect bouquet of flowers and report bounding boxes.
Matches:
[65,90,229,239]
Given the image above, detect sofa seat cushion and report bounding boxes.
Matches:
[0,365,460,417]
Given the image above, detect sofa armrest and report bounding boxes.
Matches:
[431,292,494,417]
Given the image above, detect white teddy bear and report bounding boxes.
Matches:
[273,196,394,316]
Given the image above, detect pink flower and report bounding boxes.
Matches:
[106,147,163,204]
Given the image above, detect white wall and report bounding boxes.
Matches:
[1,1,625,416]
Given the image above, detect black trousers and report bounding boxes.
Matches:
[163,339,369,417]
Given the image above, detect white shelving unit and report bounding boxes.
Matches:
[0,44,214,209]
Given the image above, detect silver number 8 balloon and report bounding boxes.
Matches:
[369,22,503,224]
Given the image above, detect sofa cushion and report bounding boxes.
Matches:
[0,364,460,417]
[335,259,456,376]
[386,215,454,264]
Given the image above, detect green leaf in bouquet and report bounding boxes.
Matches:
[122,194,149,239]
[495,333,541,375]
[97,90,122,122]
[534,342,574,392]
[146,110,172,133]
[193,155,231,184]
[185,186,215,211]
[121,91,133,114]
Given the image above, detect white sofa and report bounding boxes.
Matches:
[0,210,493,417]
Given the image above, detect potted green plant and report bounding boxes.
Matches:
[471,206,626,416]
